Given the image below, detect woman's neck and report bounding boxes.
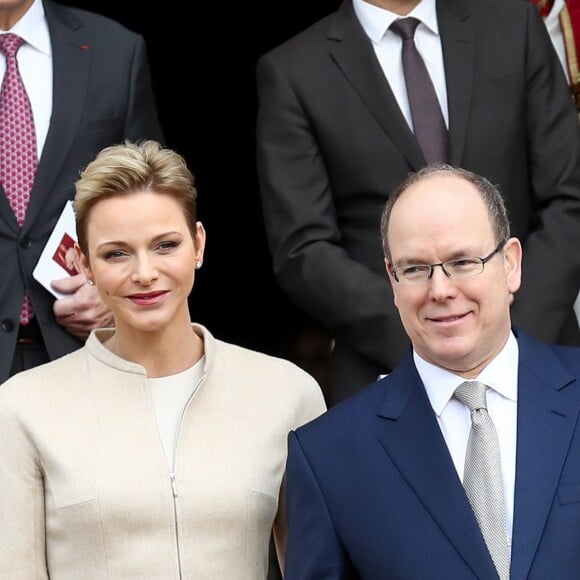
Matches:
[105,322,204,378]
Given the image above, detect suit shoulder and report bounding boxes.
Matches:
[464,0,535,13]
[516,328,580,380]
[551,344,580,373]
[463,0,542,27]
[257,13,334,66]
[48,2,143,39]
[296,378,384,436]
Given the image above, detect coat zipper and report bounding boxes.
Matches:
[169,375,204,579]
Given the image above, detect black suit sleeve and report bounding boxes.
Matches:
[256,51,408,374]
[509,3,580,342]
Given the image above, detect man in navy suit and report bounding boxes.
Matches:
[0,0,164,380]
[284,164,580,579]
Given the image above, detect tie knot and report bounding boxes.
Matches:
[0,33,24,58]
[390,17,420,40]
[454,380,488,412]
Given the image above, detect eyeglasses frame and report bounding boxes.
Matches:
[391,239,508,284]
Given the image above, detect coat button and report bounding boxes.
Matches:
[20,236,32,249]
[1,318,14,332]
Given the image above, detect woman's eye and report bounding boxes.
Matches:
[157,240,179,252]
[104,250,127,260]
[157,241,176,252]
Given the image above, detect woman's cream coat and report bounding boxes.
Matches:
[0,324,326,579]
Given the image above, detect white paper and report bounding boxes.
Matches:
[33,200,79,298]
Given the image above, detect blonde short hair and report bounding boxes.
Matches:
[74,139,198,255]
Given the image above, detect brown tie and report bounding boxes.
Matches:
[390,17,449,163]
[0,33,37,325]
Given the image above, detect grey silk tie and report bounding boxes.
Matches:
[390,17,448,163]
[454,381,510,580]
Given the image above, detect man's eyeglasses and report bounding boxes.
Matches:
[391,240,507,285]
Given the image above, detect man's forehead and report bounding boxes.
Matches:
[401,173,477,199]
[388,176,493,250]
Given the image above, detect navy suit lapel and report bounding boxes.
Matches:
[511,332,580,579]
[377,356,498,579]
[437,0,475,166]
[24,2,90,230]
[328,1,425,170]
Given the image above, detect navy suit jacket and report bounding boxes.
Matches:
[0,0,164,383]
[285,330,580,579]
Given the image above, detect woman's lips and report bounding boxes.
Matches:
[128,290,168,306]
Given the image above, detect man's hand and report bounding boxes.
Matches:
[52,273,113,341]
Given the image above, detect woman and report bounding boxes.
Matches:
[0,140,326,579]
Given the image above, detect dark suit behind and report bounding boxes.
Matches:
[256,0,580,405]
[284,330,580,579]
[0,0,164,383]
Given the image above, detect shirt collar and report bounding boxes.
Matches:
[1,0,50,57]
[353,0,439,45]
[415,330,519,417]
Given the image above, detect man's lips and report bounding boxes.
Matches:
[427,311,469,323]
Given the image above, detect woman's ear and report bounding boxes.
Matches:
[75,242,93,282]
[194,221,206,265]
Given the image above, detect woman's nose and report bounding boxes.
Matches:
[131,254,159,284]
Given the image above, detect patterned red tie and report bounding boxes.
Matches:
[0,33,37,325]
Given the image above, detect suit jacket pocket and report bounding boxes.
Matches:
[472,71,521,103]
[50,472,96,509]
[46,485,105,576]
[78,117,122,137]
[558,483,580,504]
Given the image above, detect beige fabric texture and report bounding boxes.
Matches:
[0,324,326,579]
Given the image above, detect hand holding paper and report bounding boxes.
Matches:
[33,200,78,298]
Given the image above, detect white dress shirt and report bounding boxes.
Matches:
[353,0,449,130]
[415,331,519,545]
[544,0,570,83]
[0,0,51,159]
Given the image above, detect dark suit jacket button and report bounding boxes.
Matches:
[1,319,14,332]
[19,236,31,249]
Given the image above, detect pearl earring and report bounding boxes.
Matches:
[195,261,203,270]
[86,278,95,286]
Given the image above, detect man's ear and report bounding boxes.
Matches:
[385,258,399,309]
[503,237,522,295]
